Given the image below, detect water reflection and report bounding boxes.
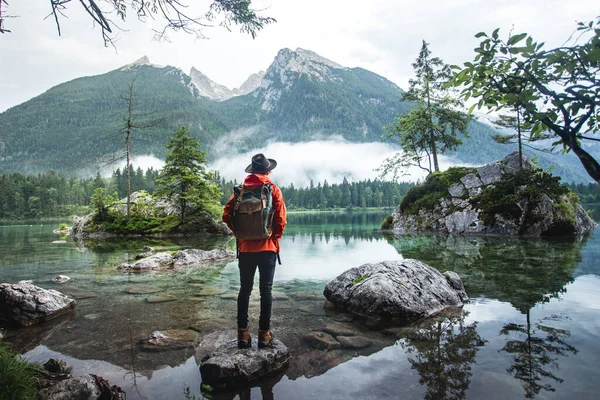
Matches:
[386,234,586,312]
[393,309,486,400]
[500,312,577,398]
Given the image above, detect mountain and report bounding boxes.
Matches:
[0,48,597,183]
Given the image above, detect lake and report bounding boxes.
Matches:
[1,211,599,399]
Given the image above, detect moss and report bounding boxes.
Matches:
[470,169,571,229]
[381,214,394,230]
[351,274,368,286]
[400,167,476,216]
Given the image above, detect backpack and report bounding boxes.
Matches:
[231,183,274,240]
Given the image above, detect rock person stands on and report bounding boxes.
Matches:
[222,153,287,348]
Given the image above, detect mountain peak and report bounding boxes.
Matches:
[189,67,234,101]
[120,56,162,71]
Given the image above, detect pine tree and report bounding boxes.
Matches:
[154,126,221,223]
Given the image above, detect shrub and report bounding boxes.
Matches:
[381,214,394,230]
[400,167,475,215]
[0,342,40,399]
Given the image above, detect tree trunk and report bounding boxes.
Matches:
[431,138,439,172]
[517,109,523,170]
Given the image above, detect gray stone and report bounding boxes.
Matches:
[190,318,232,332]
[303,331,341,350]
[502,151,535,174]
[337,335,373,349]
[448,183,465,197]
[444,210,480,234]
[323,260,467,327]
[220,293,238,300]
[468,187,482,197]
[141,329,200,352]
[0,282,76,327]
[272,291,290,301]
[172,249,235,270]
[197,330,290,391]
[321,323,356,337]
[40,376,102,400]
[52,275,71,283]
[451,198,469,209]
[118,252,174,271]
[477,162,502,185]
[460,173,483,189]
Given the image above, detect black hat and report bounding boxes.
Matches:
[245,153,277,173]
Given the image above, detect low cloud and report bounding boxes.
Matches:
[99,155,164,177]
[210,139,461,187]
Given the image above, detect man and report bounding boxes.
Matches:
[222,153,287,348]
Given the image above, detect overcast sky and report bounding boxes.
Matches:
[1,0,598,113]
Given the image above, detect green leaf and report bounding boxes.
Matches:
[492,28,500,40]
[475,32,488,38]
[468,103,477,115]
[508,33,528,46]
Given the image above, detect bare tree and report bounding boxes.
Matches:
[0,0,12,33]
[2,1,275,46]
[101,78,162,219]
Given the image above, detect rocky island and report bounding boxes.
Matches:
[384,153,597,236]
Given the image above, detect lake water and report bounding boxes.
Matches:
[1,211,600,399]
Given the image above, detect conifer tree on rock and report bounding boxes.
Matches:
[154,126,221,224]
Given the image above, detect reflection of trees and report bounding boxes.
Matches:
[386,233,586,312]
[398,310,486,400]
[286,211,390,242]
[500,312,577,398]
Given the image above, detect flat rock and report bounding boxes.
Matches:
[126,285,162,295]
[71,291,97,300]
[271,292,289,301]
[52,275,70,283]
[323,260,468,327]
[220,293,238,300]
[321,323,356,337]
[51,240,67,244]
[190,318,232,332]
[141,329,200,352]
[303,331,341,350]
[197,288,227,296]
[0,281,76,327]
[40,375,118,400]
[292,292,321,301]
[448,183,465,197]
[337,335,373,349]
[146,294,177,303]
[198,330,290,391]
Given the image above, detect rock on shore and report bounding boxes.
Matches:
[0,281,76,326]
[323,260,467,328]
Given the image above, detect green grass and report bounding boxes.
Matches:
[351,274,368,286]
[0,342,40,399]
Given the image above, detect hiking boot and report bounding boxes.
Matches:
[258,329,274,348]
[237,328,251,348]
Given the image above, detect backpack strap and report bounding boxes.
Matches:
[234,185,245,212]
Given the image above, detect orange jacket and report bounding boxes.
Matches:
[222,173,287,253]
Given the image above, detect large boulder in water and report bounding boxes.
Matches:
[323,260,467,328]
[0,281,76,327]
[196,330,290,391]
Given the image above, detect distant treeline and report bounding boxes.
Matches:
[0,167,159,220]
[219,176,413,210]
[1,168,412,219]
[568,182,600,204]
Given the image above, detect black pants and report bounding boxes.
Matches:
[237,251,276,331]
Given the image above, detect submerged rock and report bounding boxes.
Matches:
[0,281,76,327]
[141,329,200,352]
[323,260,467,328]
[197,330,290,391]
[52,275,71,283]
[303,331,341,350]
[118,249,235,271]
